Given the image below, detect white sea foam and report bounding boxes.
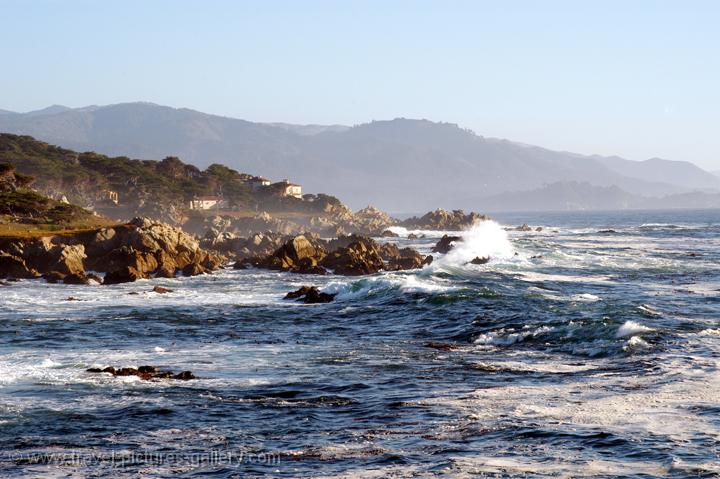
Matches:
[474,326,555,346]
[616,320,654,338]
[427,220,516,273]
[624,336,651,351]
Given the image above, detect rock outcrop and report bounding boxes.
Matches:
[0,217,225,283]
[86,365,195,381]
[401,209,487,231]
[432,235,462,254]
[284,286,335,303]
[234,233,431,276]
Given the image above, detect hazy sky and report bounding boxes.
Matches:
[2,0,719,170]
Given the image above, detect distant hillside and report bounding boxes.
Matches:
[595,156,720,190]
[1,102,718,211]
[480,181,720,212]
[0,134,342,224]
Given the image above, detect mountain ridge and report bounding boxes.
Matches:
[1,102,718,211]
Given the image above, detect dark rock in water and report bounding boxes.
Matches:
[0,252,40,279]
[530,254,543,259]
[182,262,207,276]
[86,365,195,380]
[115,367,139,377]
[469,256,490,265]
[104,266,145,285]
[387,247,426,271]
[284,286,314,299]
[267,235,324,271]
[152,285,173,294]
[407,233,419,239]
[516,224,532,232]
[535,227,543,232]
[284,286,335,303]
[321,240,384,275]
[63,273,91,285]
[293,257,328,275]
[432,235,462,254]
[43,271,66,283]
[401,209,488,230]
[380,229,399,238]
[598,229,617,234]
[424,341,459,351]
[127,291,139,295]
[86,273,103,284]
[173,371,195,380]
[65,296,81,301]
[422,255,434,266]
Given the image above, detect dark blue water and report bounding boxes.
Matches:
[1,210,719,477]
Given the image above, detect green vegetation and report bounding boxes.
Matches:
[0,134,346,219]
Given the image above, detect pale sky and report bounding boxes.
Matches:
[2,0,719,170]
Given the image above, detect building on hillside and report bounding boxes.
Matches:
[101,189,119,205]
[189,195,226,210]
[267,180,302,199]
[248,176,271,190]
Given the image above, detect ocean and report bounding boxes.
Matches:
[1,209,719,478]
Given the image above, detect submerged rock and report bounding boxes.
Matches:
[469,256,490,265]
[152,285,173,294]
[86,365,196,381]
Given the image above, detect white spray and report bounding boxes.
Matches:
[438,220,515,267]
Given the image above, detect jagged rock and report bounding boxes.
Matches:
[432,235,462,254]
[182,262,206,276]
[0,253,39,279]
[407,233,419,239]
[155,250,178,278]
[104,266,146,285]
[264,235,326,272]
[48,244,86,276]
[516,224,532,231]
[378,242,401,261]
[422,255,434,266]
[387,248,426,271]
[380,230,399,238]
[402,209,487,230]
[321,240,385,275]
[43,271,66,283]
[63,272,91,285]
[152,285,172,294]
[284,286,335,303]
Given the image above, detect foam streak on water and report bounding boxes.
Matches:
[1,209,719,477]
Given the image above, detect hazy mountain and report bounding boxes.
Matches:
[1,102,718,212]
[482,181,720,212]
[595,156,720,190]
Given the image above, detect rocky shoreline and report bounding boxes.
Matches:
[0,217,224,284]
[0,208,491,284]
